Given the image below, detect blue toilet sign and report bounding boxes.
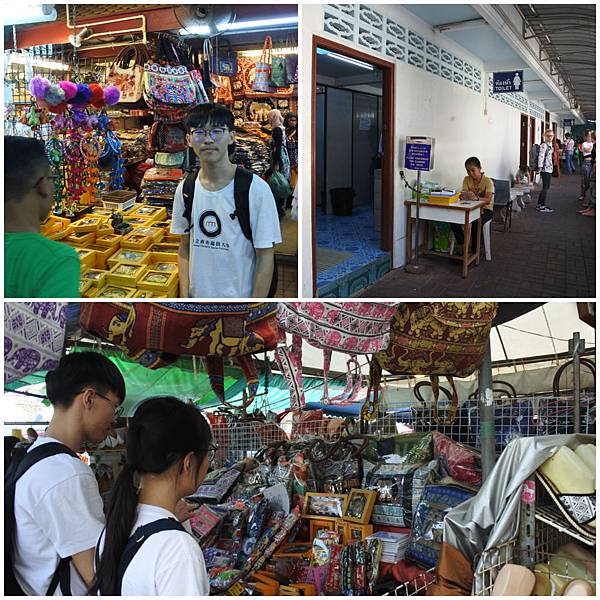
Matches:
[493,70,524,94]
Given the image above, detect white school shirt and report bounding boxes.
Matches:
[98,504,209,596]
[170,173,282,298]
[538,142,553,173]
[13,436,105,596]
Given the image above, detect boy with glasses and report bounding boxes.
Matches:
[4,136,80,297]
[8,352,126,595]
[170,104,282,298]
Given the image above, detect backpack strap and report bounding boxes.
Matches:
[181,168,199,234]
[117,518,185,594]
[233,166,254,242]
[5,442,78,596]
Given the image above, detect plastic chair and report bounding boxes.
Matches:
[490,178,512,231]
[449,220,492,261]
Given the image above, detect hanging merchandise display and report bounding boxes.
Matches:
[4,301,597,596]
[105,45,149,104]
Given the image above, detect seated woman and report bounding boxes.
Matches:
[450,156,494,255]
[515,164,531,185]
[91,396,214,595]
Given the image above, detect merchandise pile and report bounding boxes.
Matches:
[40,203,180,298]
[367,531,410,563]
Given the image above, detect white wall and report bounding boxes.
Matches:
[300,4,555,296]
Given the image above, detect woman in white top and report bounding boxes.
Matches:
[91,396,214,595]
[579,130,595,203]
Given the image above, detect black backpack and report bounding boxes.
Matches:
[4,442,78,595]
[181,166,278,297]
[95,518,186,595]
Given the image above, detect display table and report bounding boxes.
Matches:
[405,199,486,278]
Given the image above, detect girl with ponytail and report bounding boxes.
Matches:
[90,396,214,595]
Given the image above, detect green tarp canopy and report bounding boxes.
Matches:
[5,347,344,417]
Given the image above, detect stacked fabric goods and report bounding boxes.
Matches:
[140,167,184,216]
[234,135,272,176]
[367,531,410,563]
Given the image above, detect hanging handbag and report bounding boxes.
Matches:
[231,56,255,98]
[252,35,273,93]
[270,55,287,88]
[364,303,497,424]
[210,38,238,77]
[105,45,148,103]
[275,302,399,408]
[143,63,198,108]
[149,121,187,153]
[285,54,299,85]
[79,302,279,406]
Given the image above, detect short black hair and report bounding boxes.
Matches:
[185,103,235,132]
[465,156,482,169]
[45,351,126,409]
[4,136,50,203]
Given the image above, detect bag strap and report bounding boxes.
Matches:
[233,166,254,242]
[260,36,273,65]
[117,518,185,594]
[5,442,78,596]
[182,168,199,233]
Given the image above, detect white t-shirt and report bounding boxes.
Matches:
[13,436,105,595]
[582,141,594,158]
[97,503,209,596]
[170,172,282,298]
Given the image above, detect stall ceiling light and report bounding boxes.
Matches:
[179,16,298,36]
[4,3,57,26]
[239,47,297,58]
[317,49,374,71]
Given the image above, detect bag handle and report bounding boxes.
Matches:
[260,35,273,65]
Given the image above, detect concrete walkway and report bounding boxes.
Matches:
[357,171,595,298]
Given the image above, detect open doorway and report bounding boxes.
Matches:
[311,36,394,297]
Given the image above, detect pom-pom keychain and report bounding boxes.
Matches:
[71,83,92,107]
[44,83,66,107]
[29,75,50,99]
[88,83,105,109]
[103,86,121,106]
[59,80,78,100]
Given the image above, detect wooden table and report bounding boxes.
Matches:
[405,199,486,277]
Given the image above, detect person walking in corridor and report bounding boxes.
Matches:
[536,130,555,213]
[565,133,575,174]
[579,130,594,205]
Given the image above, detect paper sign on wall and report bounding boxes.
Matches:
[404,136,435,171]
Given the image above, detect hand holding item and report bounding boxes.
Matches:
[175,498,197,522]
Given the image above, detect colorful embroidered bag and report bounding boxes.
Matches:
[270,55,287,88]
[252,36,273,93]
[105,45,149,103]
[276,302,399,408]
[364,303,497,424]
[80,302,279,407]
[143,63,198,116]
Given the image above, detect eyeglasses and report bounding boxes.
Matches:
[92,390,125,418]
[207,443,219,463]
[191,127,228,142]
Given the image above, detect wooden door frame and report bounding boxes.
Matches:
[519,113,528,166]
[311,35,395,295]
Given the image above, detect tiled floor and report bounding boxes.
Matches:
[316,205,390,290]
[356,172,595,298]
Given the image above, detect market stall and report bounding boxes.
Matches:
[4,301,596,596]
[4,4,299,297]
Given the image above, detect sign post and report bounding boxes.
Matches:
[403,136,434,274]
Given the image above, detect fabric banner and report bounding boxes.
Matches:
[4,303,68,384]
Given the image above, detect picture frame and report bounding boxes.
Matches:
[303,492,348,519]
[334,519,349,544]
[343,489,377,524]
[309,519,336,541]
[347,523,373,542]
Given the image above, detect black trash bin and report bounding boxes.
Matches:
[330,187,355,216]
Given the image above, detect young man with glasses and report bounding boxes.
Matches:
[170,104,282,298]
[4,136,80,297]
[9,352,125,595]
